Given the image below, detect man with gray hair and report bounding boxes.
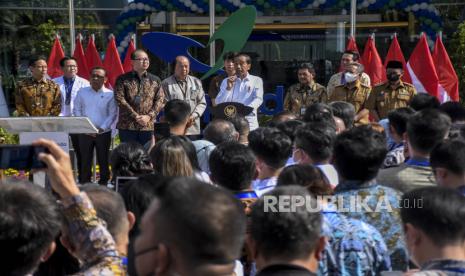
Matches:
[203,119,239,145]
[328,62,371,125]
[162,56,207,139]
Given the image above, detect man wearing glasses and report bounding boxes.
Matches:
[115,49,165,145]
[53,56,90,178]
[15,56,61,116]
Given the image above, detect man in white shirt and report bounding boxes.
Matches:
[73,67,117,184]
[53,57,90,179]
[216,53,263,131]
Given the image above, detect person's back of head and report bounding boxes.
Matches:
[329,101,356,129]
[250,186,324,271]
[277,164,333,195]
[303,103,334,124]
[209,141,256,191]
[439,102,465,123]
[136,177,246,275]
[110,142,153,181]
[276,119,305,144]
[407,109,451,155]
[0,181,61,275]
[227,115,250,144]
[81,185,131,249]
[269,111,298,126]
[400,186,465,267]
[387,107,415,139]
[203,119,238,145]
[294,123,336,164]
[334,125,387,182]
[409,94,440,111]
[431,139,465,188]
[164,99,191,127]
[150,136,194,177]
[248,127,292,169]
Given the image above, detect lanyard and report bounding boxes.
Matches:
[235,191,258,199]
[405,158,430,167]
[64,78,75,105]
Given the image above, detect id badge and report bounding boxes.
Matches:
[134,95,141,106]
[300,107,306,115]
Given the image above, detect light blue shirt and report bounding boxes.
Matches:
[216,73,264,130]
[73,86,118,131]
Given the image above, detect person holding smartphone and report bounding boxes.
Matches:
[73,67,117,184]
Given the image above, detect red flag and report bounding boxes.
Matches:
[361,36,386,86]
[432,36,459,102]
[123,38,135,73]
[73,34,89,80]
[85,34,103,72]
[339,36,363,72]
[47,36,65,78]
[407,34,440,99]
[103,35,124,89]
[384,35,412,84]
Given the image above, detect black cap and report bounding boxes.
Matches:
[210,102,253,120]
[386,60,404,69]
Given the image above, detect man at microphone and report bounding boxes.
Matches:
[215,53,263,131]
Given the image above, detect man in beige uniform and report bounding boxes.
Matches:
[366,60,417,121]
[329,62,371,124]
[283,63,327,117]
[327,50,370,97]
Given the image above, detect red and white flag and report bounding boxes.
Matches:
[73,34,89,80]
[406,34,439,99]
[47,35,65,78]
[103,35,124,89]
[432,35,459,102]
[85,34,103,71]
[384,34,412,84]
[361,35,386,86]
[123,37,136,73]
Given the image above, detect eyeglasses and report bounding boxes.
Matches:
[133,58,150,62]
[64,65,77,68]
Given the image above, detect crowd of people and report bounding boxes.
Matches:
[2,48,465,275]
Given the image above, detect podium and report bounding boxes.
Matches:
[0,117,98,186]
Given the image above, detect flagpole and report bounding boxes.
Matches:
[69,0,75,55]
[350,0,356,37]
[209,0,215,66]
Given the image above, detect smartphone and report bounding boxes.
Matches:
[154,122,171,139]
[0,145,49,170]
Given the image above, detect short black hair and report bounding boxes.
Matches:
[387,107,415,136]
[269,111,298,126]
[209,142,256,191]
[248,127,292,169]
[204,119,237,145]
[91,66,106,76]
[439,102,465,123]
[153,177,246,266]
[431,139,465,176]
[250,186,322,261]
[297,63,316,75]
[400,186,465,247]
[81,185,128,242]
[130,49,148,60]
[110,142,153,182]
[329,101,356,129]
[276,120,306,143]
[0,181,61,275]
[236,53,251,64]
[227,115,249,136]
[164,99,191,127]
[409,94,440,111]
[29,56,47,67]
[120,173,173,238]
[333,126,387,181]
[407,109,451,154]
[295,123,336,163]
[59,56,77,67]
[223,51,237,61]
[343,50,360,61]
[277,164,333,196]
[303,103,336,129]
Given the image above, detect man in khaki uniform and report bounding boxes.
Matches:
[329,62,371,124]
[327,50,370,97]
[15,56,61,116]
[284,63,327,116]
[366,60,417,121]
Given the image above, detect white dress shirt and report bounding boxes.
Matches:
[73,86,118,131]
[216,73,263,130]
[53,75,90,116]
